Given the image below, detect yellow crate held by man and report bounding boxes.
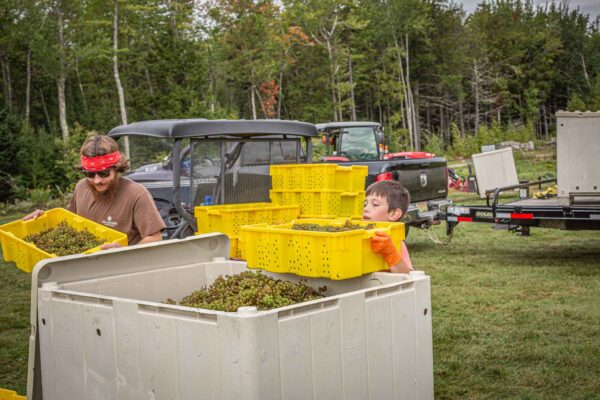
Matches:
[0,208,128,273]
[241,218,405,280]
[0,388,26,400]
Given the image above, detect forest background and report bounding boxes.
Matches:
[1,0,600,206]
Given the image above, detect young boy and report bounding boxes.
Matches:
[363,180,413,273]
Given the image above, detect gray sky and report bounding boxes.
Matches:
[459,0,600,19]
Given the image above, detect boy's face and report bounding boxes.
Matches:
[363,194,403,222]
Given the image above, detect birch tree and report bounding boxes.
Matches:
[112,0,129,158]
[56,2,69,144]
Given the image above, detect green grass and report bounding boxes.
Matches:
[411,222,600,399]
[0,215,30,395]
[1,153,599,397]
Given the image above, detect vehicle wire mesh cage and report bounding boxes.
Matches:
[189,138,305,206]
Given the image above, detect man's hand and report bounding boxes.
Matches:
[100,242,123,250]
[371,231,402,267]
[22,209,45,221]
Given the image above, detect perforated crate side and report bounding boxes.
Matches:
[270,164,339,190]
[270,164,368,192]
[336,165,369,192]
[271,190,364,219]
[242,219,405,279]
[194,203,300,237]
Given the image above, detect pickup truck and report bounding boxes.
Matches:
[109,119,449,236]
[316,121,449,225]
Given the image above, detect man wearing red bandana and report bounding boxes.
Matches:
[24,135,166,247]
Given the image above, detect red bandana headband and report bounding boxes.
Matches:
[81,151,120,172]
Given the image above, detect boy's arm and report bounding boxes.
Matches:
[371,231,412,274]
[389,242,412,273]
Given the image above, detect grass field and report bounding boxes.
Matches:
[1,151,599,398]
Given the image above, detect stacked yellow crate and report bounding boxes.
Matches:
[269,164,368,218]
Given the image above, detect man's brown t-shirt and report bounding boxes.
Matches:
[66,177,166,245]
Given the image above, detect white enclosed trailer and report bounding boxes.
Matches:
[27,234,433,400]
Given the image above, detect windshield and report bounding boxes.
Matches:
[340,127,378,160]
[126,136,173,169]
[125,136,192,171]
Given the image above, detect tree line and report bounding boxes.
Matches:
[1,0,599,202]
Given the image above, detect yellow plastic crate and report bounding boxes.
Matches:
[194,203,300,259]
[0,389,26,400]
[0,208,128,273]
[270,164,368,192]
[194,231,245,259]
[194,202,301,237]
[241,218,405,280]
[270,190,364,219]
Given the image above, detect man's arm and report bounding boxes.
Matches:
[138,231,162,245]
[389,260,412,274]
[100,231,162,250]
[389,241,412,273]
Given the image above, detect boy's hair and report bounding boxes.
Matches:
[77,135,129,173]
[366,180,410,214]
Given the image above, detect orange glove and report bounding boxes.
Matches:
[370,231,402,267]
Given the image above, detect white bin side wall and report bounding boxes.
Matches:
[415,275,434,399]
[177,317,220,399]
[218,312,282,400]
[113,300,143,399]
[83,305,118,398]
[310,307,344,399]
[279,313,315,399]
[38,269,432,400]
[339,293,369,400]
[138,312,179,397]
[557,115,600,196]
[472,147,519,198]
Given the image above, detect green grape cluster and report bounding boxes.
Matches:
[174,271,327,312]
[292,220,375,232]
[24,221,104,256]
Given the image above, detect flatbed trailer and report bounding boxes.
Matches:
[443,179,600,236]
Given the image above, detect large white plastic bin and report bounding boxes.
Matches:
[556,111,600,203]
[472,147,519,198]
[27,234,433,400]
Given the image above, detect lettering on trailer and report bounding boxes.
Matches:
[475,211,493,219]
[449,206,470,216]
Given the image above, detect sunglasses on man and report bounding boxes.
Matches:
[82,168,113,179]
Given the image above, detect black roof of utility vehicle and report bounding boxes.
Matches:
[316,121,381,130]
[108,119,318,139]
